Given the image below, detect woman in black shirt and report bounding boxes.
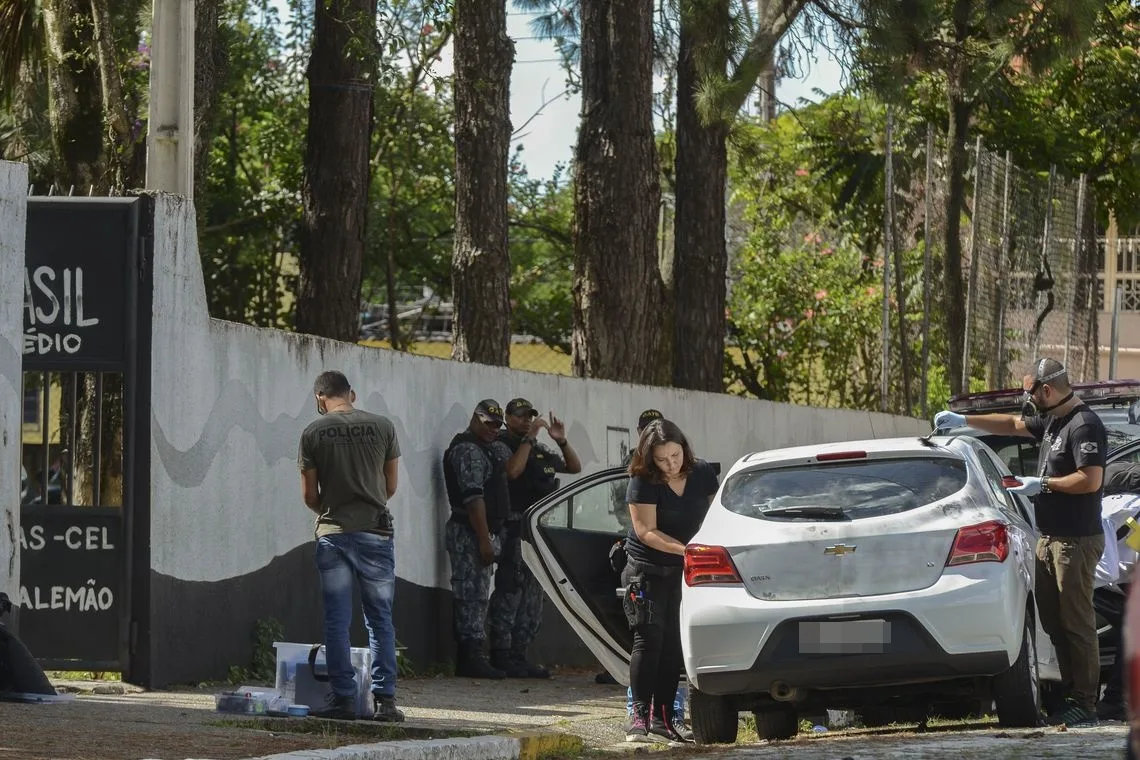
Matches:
[622,419,718,743]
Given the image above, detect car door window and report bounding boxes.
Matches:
[530,472,634,657]
[539,475,630,535]
[976,448,1031,524]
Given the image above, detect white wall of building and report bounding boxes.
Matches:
[0,162,27,604]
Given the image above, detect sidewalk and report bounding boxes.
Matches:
[0,670,629,760]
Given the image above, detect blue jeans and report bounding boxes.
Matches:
[314,532,397,698]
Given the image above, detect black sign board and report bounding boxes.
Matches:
[18,508,122,666]
[23,198,139,369]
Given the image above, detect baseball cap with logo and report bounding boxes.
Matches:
[474,399,505,426]
[506,398,540,418]
[637,408,663,432]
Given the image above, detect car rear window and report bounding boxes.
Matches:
[720,457,969,520]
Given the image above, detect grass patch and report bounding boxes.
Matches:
[45,671,121,681]
[208,716,484,744]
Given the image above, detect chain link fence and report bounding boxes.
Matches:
[359,296,572,375]
[962,146,1097,390]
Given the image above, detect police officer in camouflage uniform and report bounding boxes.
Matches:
[488,399,582,678]
[443,399,530,679]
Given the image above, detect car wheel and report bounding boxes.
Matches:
[992,613,1040,727]
[752,706,797,741]
[689,688,738,744]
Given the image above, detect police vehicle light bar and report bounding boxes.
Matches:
[948,380,1140,414]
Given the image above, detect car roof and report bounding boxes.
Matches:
[728,436,968,475]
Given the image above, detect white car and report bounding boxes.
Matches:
[680,436,1043,741]
[522,435,1101,743]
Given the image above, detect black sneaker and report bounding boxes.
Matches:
[649,705,694,744]
[373,694,405,723]
[626,702,653,743]
[311,691,357,720]
[1046,698,1099,728]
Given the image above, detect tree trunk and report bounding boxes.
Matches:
[943,90,970,396]
[672,0,730,392]
[295,0,378,342]
[88,0,133,190]
[193,0,227,205]
[450,0,513,365]
[41,0,104,191]
[572,0,664,383]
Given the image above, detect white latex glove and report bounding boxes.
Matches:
[1006,476,1043,497]
[933,410,966,430]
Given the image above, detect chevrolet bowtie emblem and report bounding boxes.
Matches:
[823,544,857,556]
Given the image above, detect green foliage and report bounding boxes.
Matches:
[727,110,884,407]
[198,0,306,328]
[726,96,941,414]
[508,156,574,353]
[227,617,285,685]
[980,1,1140,228]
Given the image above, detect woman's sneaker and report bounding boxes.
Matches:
[625,702,654,743]
[649,705,695,744]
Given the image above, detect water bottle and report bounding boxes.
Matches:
[626,683,687,720]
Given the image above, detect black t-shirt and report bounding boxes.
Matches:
[1024,405,1108,537]
[625,460,719,567]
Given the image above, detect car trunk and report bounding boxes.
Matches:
[714,451,987,601]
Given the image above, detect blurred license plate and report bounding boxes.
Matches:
[799,620,892,654]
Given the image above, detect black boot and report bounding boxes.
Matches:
[312,691,357,720]
[373,693,406,723]
[455,640,506,679]
[490,648,529,678]
[508,645,550,679]
[649,703,694,743]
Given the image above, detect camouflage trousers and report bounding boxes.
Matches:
[488,523,544,651]
[444,520,499,643]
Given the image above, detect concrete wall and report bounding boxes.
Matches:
[146,195,928,685]
[0,162,26,608]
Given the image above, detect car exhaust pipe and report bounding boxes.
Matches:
[769,681,804,702]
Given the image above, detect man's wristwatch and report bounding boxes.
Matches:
[555,439,568,448]
[1041,476,1052,494]
[523,436,537,446]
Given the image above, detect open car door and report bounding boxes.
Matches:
[522,467,633,685]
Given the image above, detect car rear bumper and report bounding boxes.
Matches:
[682,566,1025,695]
[691,609,1010,695]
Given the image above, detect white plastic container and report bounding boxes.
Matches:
[273,642,373,718]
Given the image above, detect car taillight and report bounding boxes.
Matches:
[684,544,742,586]
[946,520,1010,566]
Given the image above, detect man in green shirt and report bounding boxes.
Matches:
[299,371,403,722]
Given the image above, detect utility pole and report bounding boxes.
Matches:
[146,0,195,197]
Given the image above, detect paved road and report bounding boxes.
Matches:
[23,673,1132,759]
[717,724,1129,760]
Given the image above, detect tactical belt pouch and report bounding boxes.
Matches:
[623,574,654,628]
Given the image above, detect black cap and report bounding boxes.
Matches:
[474,399,505,425]
[505,398,539,417]
[1029,358,1067,389]
[637,408,663,432]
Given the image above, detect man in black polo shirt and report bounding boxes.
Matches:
[935,358,1107,727]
